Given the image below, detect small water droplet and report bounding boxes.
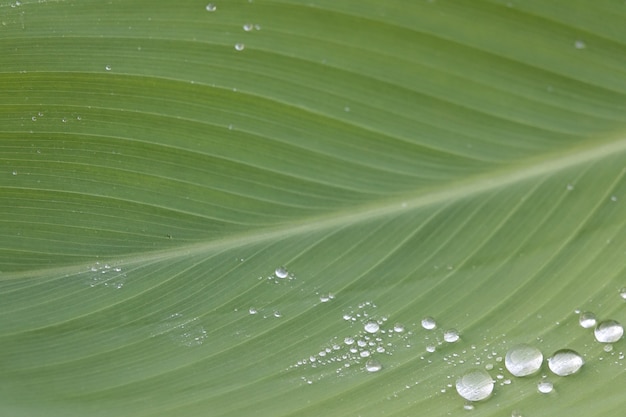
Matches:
[274,266,288,279]
[426,345,436,353]
[31,116,37,121]
[463,402,474,411]
[393,323,405,333]
[364,321,380,334]
[344,337,354,345]
[505,344,543,377]
[566,184,574,191]
[610,195,618,202]
[594,320,623,343]
[273,310,282,318]
[444,329,460,343]
[603,344,613,352]
[105,65,111,71]
[365,359,382,372]
[455,369,494,402]
[234,43,245,51]
[579,311,597,328]
[359,350,371,358]
[205,3,216,11]
[511,410,523,417]
[61,117,67,123]
[620,287,626,300]
[243,23,253,31]
[421,316,436,330]
[537,380,553,394]
[249,307,257,315]
[574,40,586,49]
[547,349,584,376]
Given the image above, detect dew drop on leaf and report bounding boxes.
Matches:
[455,369,494,401]
[537,380,553,394]
[205,3,216,11]
[594,320,624,343]
[579,311,597,328]
[234,43,245,51]
[365,359,382,372]
[547,349,584,376]
[364,321,380,333]
[274,266,288,279]
[444,329,460,343]
[504,344,543,377]
[421,316,436,330]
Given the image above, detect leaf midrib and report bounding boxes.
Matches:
[4,134,626,282]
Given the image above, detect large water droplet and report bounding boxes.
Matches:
[594,320,624,343]
[421,316,436,330]
[365,359,382,372]
[504,344,543,377]
[455,369,494,402]
[579,311,597,328]
[444,329,460,343]
[274,266,288,279]
[547,349,584,376]
[364,321,380,334]
[537,380,553,394]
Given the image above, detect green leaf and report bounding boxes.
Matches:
[1,1,625,416]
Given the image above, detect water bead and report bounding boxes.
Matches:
[421,316,436,330]
[537,380,553,394]
[455,369,494,402]
[205,3,216,11]
[504,344,543,377]
[444,329,460,343]
[578,311,597,329]
[274,266,288,279]
[547,349,584,376]
[365,359,382,372]
[364,321,380,334]
[594,320,624,343]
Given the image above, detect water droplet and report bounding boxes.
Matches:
[444,329,460,343]
[61,117,67,123]
[511,410,523,417]
[505,344,543,377]
[426,345,436,353]
[364,321,380,334]
[393,323,405,333]
[359,350,370,358]
[421,316,436,330]
[273,310,282,318]
[566,184,574,191]
[105,65,111,71]
[205,3,216,11]
[455,369,494,402]
[31,116,37,121]
[579,311,597,328]
[547,349,584,376]
[620,287,626,300]
[603,344,613,352]
[344,337,354,345]
[243,23,253,31]
[234,43,245,51]
[248,307,257,315]
[463,402,474,411]
[574,40,586,49]
[537,380,553,394]
[320,294,330,303]
[594,320,624,343]
[274,266,288,279]
[365,359,382,372]
[610,195,618,202]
